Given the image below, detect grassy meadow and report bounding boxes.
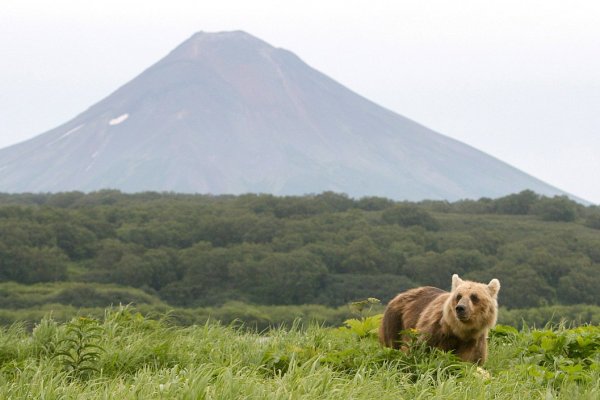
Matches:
[1,307,599,399]
[2,191,600,398]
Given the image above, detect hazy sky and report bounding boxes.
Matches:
[2,0,599,203]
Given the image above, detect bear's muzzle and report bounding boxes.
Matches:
[455,304,469,321]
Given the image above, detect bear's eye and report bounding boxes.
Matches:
[470,294,479,303]
[456,294,462,301]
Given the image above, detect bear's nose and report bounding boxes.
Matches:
[455,305,466,314]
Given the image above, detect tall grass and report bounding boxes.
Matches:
[0,307,598,399]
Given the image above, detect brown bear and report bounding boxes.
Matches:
[379,274,500,364]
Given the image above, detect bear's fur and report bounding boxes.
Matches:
[379,274,500,364]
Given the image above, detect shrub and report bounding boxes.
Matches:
[381,205,440,231]
[531,196,579,222]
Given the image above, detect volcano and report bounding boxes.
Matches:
[0,31,569,200]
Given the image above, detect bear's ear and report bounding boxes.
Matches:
[488,279,501,297]
[452,274,464,291]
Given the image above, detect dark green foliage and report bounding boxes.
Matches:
[381,204,440,231]
[583,213,600,230]
[468,262,556,308]
[493,190,539,215]
[316,274,416,306]
[232,250,328,304]
[355,196,395,211]
[557,262,600,305]
[0,245,68,283]
[0,191,598,322]
[531,196,580,222]
[54,221,97,260]
[338,236,382,273]
[403,249,489,290]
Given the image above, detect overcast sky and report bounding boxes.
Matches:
[1,0,599,203]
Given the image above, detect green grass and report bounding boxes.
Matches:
[0,307,599,399]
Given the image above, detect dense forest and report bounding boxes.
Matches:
[1,190,600,326]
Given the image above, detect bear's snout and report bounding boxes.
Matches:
[455,304,469,320]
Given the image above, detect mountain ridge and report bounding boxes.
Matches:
[0,31,576,201]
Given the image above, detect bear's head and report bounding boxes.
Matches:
[445,274,500,334]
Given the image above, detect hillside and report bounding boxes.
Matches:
[1,190,600,327]
[0,31,572,201]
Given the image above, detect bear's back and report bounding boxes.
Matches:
[392,286,446,329]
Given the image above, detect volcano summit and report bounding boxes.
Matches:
[0,31,568,200]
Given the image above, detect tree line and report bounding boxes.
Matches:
[1,190,599,311]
